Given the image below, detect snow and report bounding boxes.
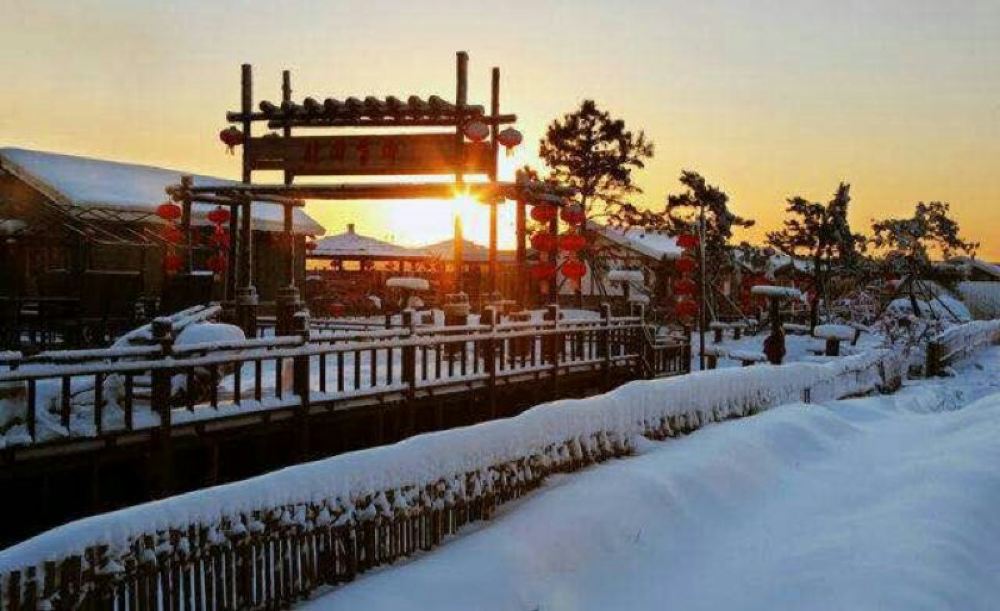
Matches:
[0,347,898,571]
[750,285,803,299]
[174,322,246,347]
[726,349,767,362]
[958,282,1000,319]
[887,295,971,322]
[605,270,644,284]
[299,347,1000,611]
[589,222,682,260]
[0,148,324,234]
[385,277,430,291]
[812,324,855,341]
[312,226,417,259]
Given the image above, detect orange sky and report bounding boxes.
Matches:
[2,0,998,258]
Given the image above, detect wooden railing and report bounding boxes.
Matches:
[925,319,1000,376]
[0,308,688,451]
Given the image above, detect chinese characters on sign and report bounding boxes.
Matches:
[249,134,493,176]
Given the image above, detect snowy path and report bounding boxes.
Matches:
[301,348,1000,611]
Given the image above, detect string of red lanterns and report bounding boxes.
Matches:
[673,231,699,322]
[157,202,184,275]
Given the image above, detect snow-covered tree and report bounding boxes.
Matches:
[870,201,977,315]
[766,182,866,329]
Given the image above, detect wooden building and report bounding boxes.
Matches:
[305,224,518,314]
[0,148,323,344]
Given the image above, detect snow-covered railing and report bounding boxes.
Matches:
[926,319,1000,376]
[0,348,898,611]
[0,310,678,450]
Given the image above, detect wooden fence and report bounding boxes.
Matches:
[0,306,686,452]
[925,319,1000,376]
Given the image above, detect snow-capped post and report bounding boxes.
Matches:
[483,306,498,418]
[813,324,854,357]
[150,317,174,497]
[292,311,311,455]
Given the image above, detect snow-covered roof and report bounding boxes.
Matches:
[312,224,418,259]
[419,239,516,262]
[945,256,1000,280]
[0,148,324,235]
[589,222,682,260]
[751,285,803,299]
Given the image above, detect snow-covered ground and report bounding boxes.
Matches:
[300,347,1000,611]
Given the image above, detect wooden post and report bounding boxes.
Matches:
[600,302,612,389]
[488,67,500,296]
[824,338,840,357]
[180,176,193,273]
[483,307,497,419]
[150,317,174,498]
[237,64,258,336]
[926,341,941,377]
[292,311,311,459]
[515,196,526,305]
[548,210,558,305]
[282,70,293,187]
[545,304,560,395]
[402,309,417,435]
[237,196,258,337]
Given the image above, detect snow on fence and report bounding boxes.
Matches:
[926,319,1000,376]
[0,312,674,448]
[0,348,902,611]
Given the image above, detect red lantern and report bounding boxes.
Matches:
[675,257,696,273]
[305,240,317,252]
[161,225,183,244]
[674,278,697,295]
[462,120,489,142]
[206,254,227,274]
[675,299,698,318]
[209,229,231,249]
[558,233,586,253]
[156,202,182,221]
[497,127,523,155]
[207,206,231,225]
[561,258,587,281]
[529,262,556,280]
[530,204,557,223]
[677,234,698,250]
[327,302,345,317]
[530,232,556,252]
[163,253,183,274]
[560,204,586,226]
[219,127,243,154]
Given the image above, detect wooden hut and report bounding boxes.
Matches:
[0,148,323,345]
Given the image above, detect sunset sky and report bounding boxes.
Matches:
[3,0,998,258]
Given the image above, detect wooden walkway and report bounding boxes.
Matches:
[0,307,689,545]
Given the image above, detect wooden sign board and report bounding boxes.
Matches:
[248,134,493,176]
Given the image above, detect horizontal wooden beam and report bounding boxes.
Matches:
[226,112,515,127]
[190,182,506,201]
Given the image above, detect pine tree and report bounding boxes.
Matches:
[870,201,978,316]
[539,100,653,219]
[766,182,865,329]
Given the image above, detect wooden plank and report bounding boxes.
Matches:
[247,134,492,176]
